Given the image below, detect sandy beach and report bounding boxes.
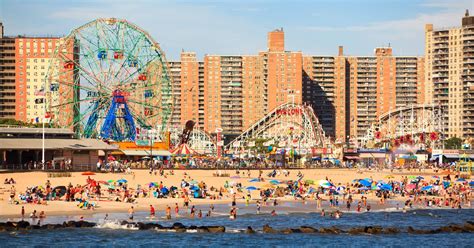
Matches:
[0,168,457,219]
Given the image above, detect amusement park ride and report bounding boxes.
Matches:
[45,18,172,141]
[42,18,331,157]
[361,104,444,151]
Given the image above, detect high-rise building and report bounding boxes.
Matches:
[15,37,63,123]
[425,10,474,138]
[0,23,16,119]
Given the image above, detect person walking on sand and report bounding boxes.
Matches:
[175,203,180,216]
[150,205,155,218]
[128,206,134,220]
[21,206,25,219]
[166,205,171,219]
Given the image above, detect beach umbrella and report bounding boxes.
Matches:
[107,185,116,189]
[246,186,258,191]
[408,175,416,180]
[421,185,433,191]
[352,179,360,183]
[469,181,474,188]
[364,178,373,182]
[443,181,451,189]
[161,187,169,194]
[456,178,466,182]
[117,179,127,184]
[406,184,417,190]
[358,186,370,190]
[249,178,260,183]
[82,171,95,176]
[432,176,440,179]
[385,175,395,179]
[380,184,392,191]
[359,179,372,187]
[53,186,67,196]
[416,176,424,180]
[107,179,115,183]
[336,186,345,192]
[97,180,108,185]
[189,180,198,185]
[148,182,157,187]
[189,185,199,191]
[270,180,280,185]
[319,180,332,188]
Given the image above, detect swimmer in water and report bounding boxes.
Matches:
[321,209,325,217]
[271,210,277,216]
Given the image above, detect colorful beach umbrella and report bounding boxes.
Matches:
[246,186,258,191]
[456,178,466,182]
[421,185,433,191]
[249,178,260,183]
[406,184,417,190]
[319,180,333,188]
[359,179,372,187]
[336,186,346,192]
[107,179,115,183]
[117,179,127,183]
[270,180,280,185]
[81,171,95,176]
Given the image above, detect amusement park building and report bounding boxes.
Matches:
[425,10,474,139]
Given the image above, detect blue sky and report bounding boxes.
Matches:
[1,0,473,60]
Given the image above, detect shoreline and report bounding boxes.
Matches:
[1,169,471,220]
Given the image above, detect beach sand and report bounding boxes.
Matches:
[0,168,458,218]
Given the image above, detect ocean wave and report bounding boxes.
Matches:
[94,220,139,230]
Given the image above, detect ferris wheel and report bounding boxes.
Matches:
[46,18,172,141]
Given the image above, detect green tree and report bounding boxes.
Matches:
[444,137,463,149]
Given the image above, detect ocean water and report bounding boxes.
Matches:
[0,207,473,247]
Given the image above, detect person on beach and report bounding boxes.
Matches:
[30,210,37,219]
[271,209,277,216]
[150,205,155,218]
[366,204,371,212]
[198,210,202,218]
[320,209,325,217]
[128,206,134,220]
[229,207,237,220]
[256,201,261,214]
[346,200,351,211]
[175,203,179,216]
[39,211,46,219]
[166,205,171,219]
[21,206,25,219]
[357,201,362,212]
[190,205,195,218]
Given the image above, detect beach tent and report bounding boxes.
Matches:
[171,143,197,156]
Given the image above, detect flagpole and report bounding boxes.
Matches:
[42,81,46,170]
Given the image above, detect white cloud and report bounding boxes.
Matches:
[302,10,463,33]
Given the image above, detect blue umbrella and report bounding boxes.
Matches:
[421,185,433,191]
[249,178,260,183]
[117,179,127,183]
[189,185,199,191]
[359,179,372,187]
[364,178,373,182]
[358,186,370,190]
[246,186,258,191]
[270,180,280,185]
[442,181,451,189]
[161,187,169,194]
[470,181,474,186]
[416,176,424,180]
[456,178,466,182]
[380,184,392,191]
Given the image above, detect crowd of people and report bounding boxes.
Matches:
[3,165,472,222]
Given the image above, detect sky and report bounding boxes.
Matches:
[1,0,473,60]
